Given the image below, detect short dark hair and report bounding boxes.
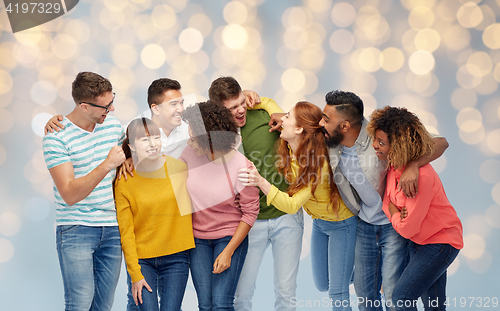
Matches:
[208,76,242,105]
[325,90,364,125]
[147,78,182,109]
[182,101,238,152]
[72,72,112,104]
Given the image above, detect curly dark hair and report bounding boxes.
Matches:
[325,90,364,126]
[147,78,181,109]
[367,106,435,169]
[182,101,239,152]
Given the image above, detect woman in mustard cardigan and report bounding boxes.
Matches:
[114,118,194,311]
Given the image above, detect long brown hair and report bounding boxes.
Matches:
[277,101,339,213]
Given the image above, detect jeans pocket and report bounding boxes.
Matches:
[58,225,81,234]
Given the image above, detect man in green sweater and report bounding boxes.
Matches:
[209,77,304,311]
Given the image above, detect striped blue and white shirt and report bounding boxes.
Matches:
[43,116,124,226]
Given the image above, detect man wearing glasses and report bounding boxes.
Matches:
[42,72,126,310]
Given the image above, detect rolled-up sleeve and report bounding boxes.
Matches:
[237,185,260,227]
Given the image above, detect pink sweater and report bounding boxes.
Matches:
[383,164,463,249]
[180,147,260,239]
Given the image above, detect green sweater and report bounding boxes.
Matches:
[241,108,289,219]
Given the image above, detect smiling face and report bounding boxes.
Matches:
[372,129,390,161]
[280,107,303,143]
[187,126,208,156]
[85,91,115,124]
[130,134,162,163]
[222,92,247,128]
[152,89,184,132]
[319,105,345,148]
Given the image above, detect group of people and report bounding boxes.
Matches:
[43,71,463,311]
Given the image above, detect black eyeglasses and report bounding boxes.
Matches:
[79,93,116,113]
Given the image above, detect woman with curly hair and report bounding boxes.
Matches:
[367,106,463,311]
[180,101,260,311]
[239,101,357,311]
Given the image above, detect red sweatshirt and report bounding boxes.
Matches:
[383,164,463,249]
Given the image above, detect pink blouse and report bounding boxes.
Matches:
[382,164,463,249]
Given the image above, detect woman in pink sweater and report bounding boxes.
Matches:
[367,106,463,311]
[180,101,260,311]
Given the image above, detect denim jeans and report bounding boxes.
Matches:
[234,210,304,311]
[190,236,248,311]
[126,271,139,311]
[392,242,459,311]
[311,216,357,311]
[56,225,122,311]
[134,251,190,311]
[353,219,409,311]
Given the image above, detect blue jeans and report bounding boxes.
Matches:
[135,251,190,311]
[311,216,357,311]
[392,242,459,311]
[127,271,139,311]
[190,236,248,311]
[56,225,122,311]
[234,211,304,311]
[353,219,409,311]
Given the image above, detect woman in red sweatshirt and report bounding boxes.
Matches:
[367,106,463,311]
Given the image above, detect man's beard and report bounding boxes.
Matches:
[324,124,343,148]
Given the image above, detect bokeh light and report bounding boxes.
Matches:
[461,234,486,260]
[50,34,78,60]
[112,44,138,69]
[486,129,500,154]
[151,5,178,30]
[31,81,58,106]
[485,205,500,228]
[358,47,382,72]
[221,24,248,50]
[329,29,355,54]
[466,51,492,77]
[140,44,166,69]
[0,144,6,167]
[223,1,248,24]
[414,28,441,52]
[0,212,21,237]
[331,2,356,28]
[482,23,500,49]
[451,88,477,110]
[0,239,14,263]
[283,7,311,30]
[381,47,405,72]
[456,2,483,28]
[0,108,14,133]
[408,6,434,30]
[443,25,471,50]
[479,159,500,184]
[466,251,493,274]
[281,68,306,93]
[0,69,13,94]
[179,28,204,53]
[408,50,435,75]
[456,65,482,89]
